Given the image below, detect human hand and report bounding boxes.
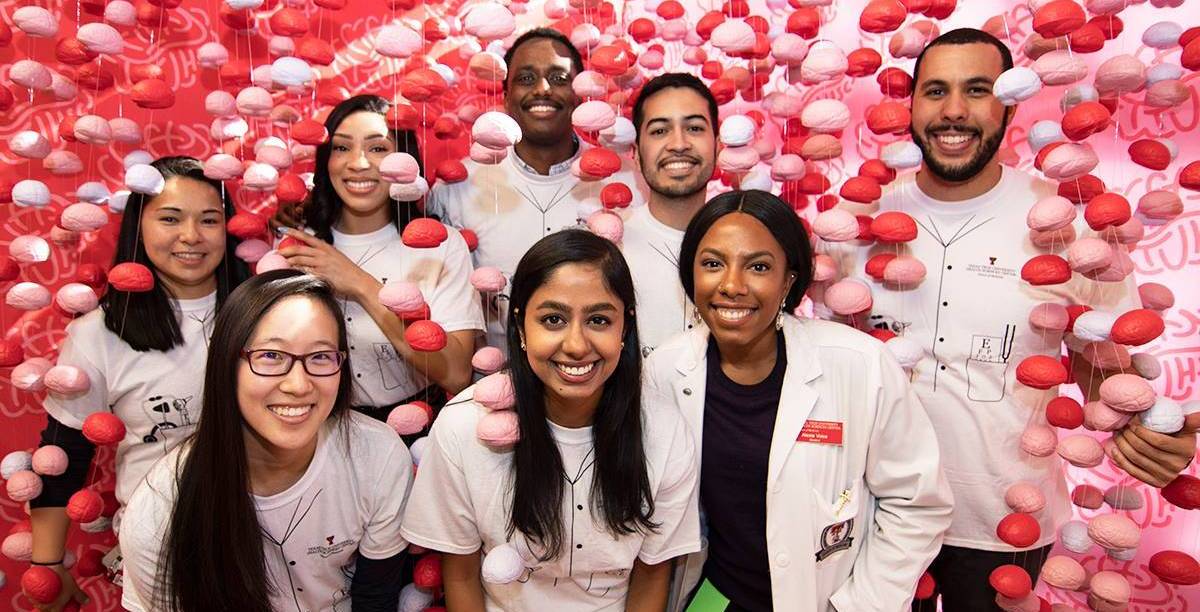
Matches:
[278,229,379,301]
[1109,417,1198,488]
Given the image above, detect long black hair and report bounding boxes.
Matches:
[678,190,815,311]
[156,270,353,612]
[100,155,249,351]
[306,94,425,243]
[504,229,655,560]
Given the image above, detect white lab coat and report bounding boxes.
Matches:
[644,316,955,612]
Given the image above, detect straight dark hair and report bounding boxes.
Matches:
[306,94,425,243]
[156,270,353,612]
[504,229,655,560]
[503,27,585,90]
[678,190,814,311]
[101,155,249,351]
[912,27,1014,86]
[632,72,719,143]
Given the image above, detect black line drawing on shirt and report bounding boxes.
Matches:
[564,449,595,579]
[141,394,194,443]
[965,324,1017,403]
[260,489,323,612]
[374,343,403,391]
[186,309,216,347]
[919,214,995,392]
[516,183,578,239]
[867,314,911,334]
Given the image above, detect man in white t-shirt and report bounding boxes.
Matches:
[426,28,645,349]
[620,73,718,354]
[820,29,1196,610]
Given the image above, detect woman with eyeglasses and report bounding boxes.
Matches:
[120,270,413,612]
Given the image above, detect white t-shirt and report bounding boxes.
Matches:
[400,386,700,611]
[619,206,697,354]
[43,292,216,531]
[819,168,1139,551]
[426,145,646,349]
[120,410,413,612]
[331,223,484,407]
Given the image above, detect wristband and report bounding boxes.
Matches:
[31,559,64,566]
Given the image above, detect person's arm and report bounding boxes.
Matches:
[350,550,406,612]
[828,349,955,611]
[279,228,477,394]
[442,550,487,612]
[1066,261,1196,487]
[626,557,672,612]
[30,417,96,612]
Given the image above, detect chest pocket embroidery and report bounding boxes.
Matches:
[965,325,1015,402]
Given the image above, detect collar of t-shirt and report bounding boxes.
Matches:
[898,166,1018,218]
[510,135,582,177]
[253,419,333,511]
[330,222,400,248]
[635,205,685,242]
[175,291,217,314]
[546,418,592,446]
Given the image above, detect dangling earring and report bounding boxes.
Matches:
[776,303,786,330]
[690,308,704,326]
[520,339,527,351]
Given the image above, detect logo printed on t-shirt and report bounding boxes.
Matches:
[307,535,355,558]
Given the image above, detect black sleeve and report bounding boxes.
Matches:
[29,415,97,509]
[350,549,407,612]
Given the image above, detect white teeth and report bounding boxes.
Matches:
[937,134,971,145]
[345,180,377,191]
[664,161,694,170]
[174,253,204,261]
[715,308,752,321]
[556,363,595,377]
[528,105,555,113]
[268,404,312,418]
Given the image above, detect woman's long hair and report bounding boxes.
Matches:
[101,155,249,351]
[677,189,815,311]
[156,270,353,612]
[306,94,425,243]
[504,229,655,560]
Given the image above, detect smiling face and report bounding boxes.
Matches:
[237,295,341,461]
[504,37,580,146]
[140,176,227,300]
[910,42,1011,183]
[693,213,794,356]
[521,262,625,419]
[328,111,396,219]
[635,86,717,200]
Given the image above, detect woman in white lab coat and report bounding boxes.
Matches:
[644,190,954,612]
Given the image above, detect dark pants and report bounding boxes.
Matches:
[911,544,1054,611]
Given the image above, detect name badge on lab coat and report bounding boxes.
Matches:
[797,420,843,445]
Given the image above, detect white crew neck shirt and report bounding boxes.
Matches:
[43,291,217,532]
[329,222,483,407]
[820,168,1139,551]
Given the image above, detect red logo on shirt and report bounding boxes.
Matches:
[797,420,843,445]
